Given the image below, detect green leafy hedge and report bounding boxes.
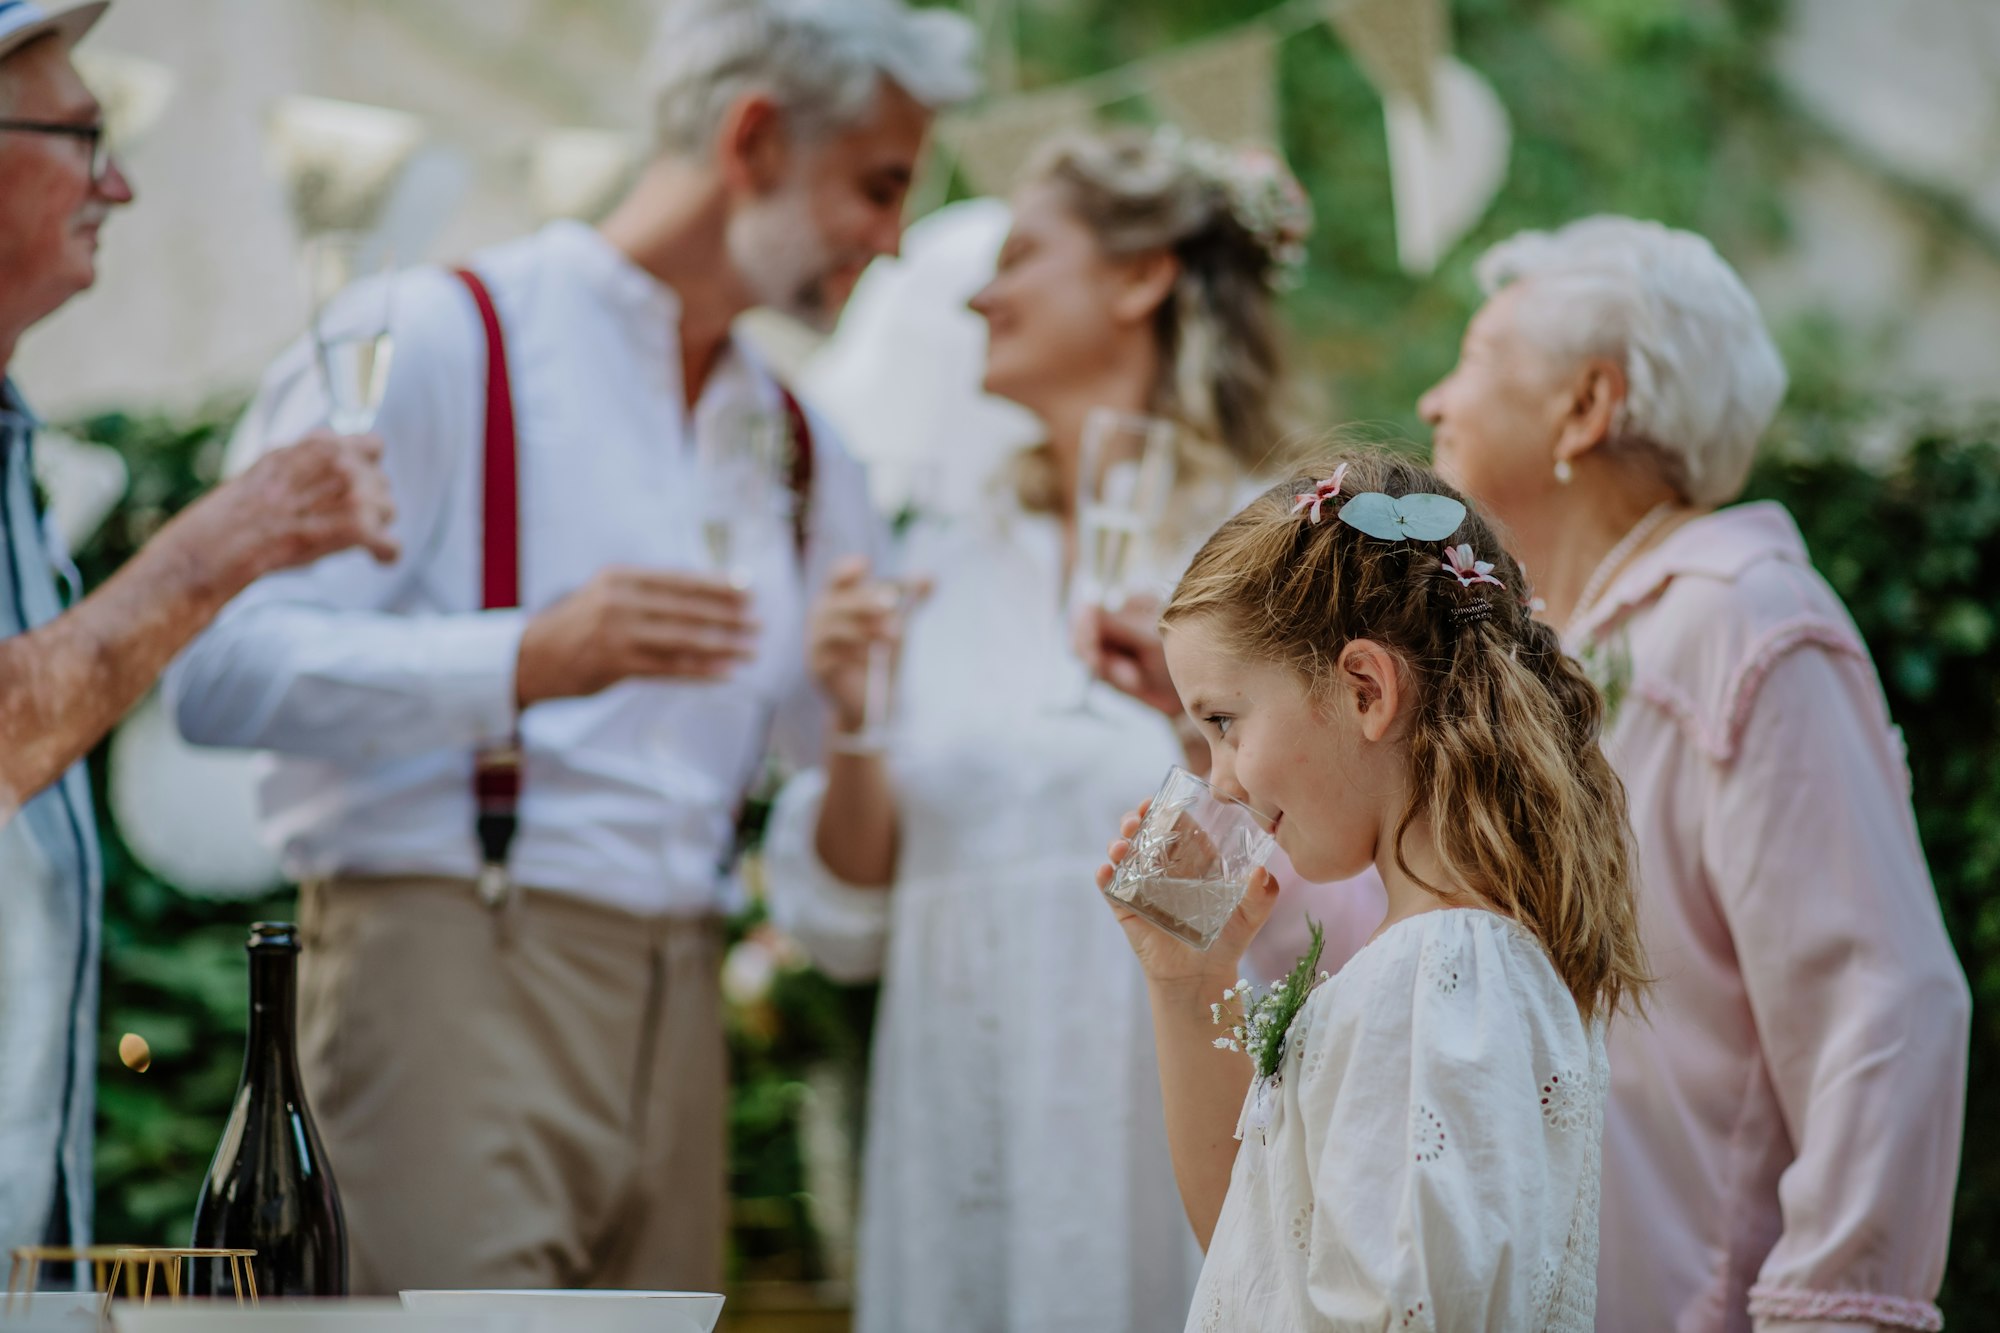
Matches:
[69,407,267,1249]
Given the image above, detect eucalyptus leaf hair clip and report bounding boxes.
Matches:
[1336,491,1468,543]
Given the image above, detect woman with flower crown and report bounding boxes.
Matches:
[761,127,1325,1332]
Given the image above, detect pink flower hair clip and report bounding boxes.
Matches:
[1442,543,1505,589]
[1291,464,1349,525]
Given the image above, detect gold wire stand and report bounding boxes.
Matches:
[6,1245,140,1316]
[102,1248,259,1310]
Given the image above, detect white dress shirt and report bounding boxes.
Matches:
[165,221,879,916]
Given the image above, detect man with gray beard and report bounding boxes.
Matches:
[166,0,977,1295]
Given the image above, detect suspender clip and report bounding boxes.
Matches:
[476,860,512,909]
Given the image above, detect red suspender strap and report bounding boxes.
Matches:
[461,270,520,610]
[452,267,523,906]
[448,273,811,901]
[778,387,814,560]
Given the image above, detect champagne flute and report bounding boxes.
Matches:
[839,460,939,754]
[303,232,396,434]
[1061,408,1178,714]
[840,576,924,755]
[695,404,790,590]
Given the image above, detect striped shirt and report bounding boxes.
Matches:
[0,378,103,1252]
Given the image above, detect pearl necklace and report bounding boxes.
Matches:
[1563,502,1676,634]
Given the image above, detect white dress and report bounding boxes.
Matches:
[764,495,1202,1333]
[1191,910,1606,1333]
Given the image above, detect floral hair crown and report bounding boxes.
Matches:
[1291,465,1507,611]
[1155,127,1314,291]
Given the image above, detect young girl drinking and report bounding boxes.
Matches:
[1099,453,1647,1332]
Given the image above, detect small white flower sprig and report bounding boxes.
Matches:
[1212,921,1328,1081]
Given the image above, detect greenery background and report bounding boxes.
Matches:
[71,0,1997,1319]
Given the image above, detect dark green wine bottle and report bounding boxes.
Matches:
[190,922,347,1297]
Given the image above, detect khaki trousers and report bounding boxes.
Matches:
[296,876,726,1296]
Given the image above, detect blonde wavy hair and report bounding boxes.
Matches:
[1010,127,1307,524]
[1163,452,1649,1024]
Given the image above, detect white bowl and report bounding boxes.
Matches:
[113,1300,525,1331]
[399,1290,725,1333]
[1,1289,102,1329]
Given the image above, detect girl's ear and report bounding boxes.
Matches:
[1338,639,1405,743]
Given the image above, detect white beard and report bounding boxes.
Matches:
[725,181,842,332]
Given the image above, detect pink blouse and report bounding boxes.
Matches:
[1572,502,1967,1332]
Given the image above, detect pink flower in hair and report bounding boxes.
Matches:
[1442,543,1505,589]
[1291,464,1349,525]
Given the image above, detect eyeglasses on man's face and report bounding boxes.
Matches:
[0,118,113,183]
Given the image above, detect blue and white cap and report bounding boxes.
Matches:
[0,2,108,67]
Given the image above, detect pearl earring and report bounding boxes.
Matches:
[1554,458,1574,484]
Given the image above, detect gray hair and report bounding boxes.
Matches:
[644,0,980,157]
[1476,215,1788,508]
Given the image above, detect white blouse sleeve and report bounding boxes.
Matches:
[761,766,894,983]
[1301,919,1602,1331]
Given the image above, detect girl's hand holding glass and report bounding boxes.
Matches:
[1098,785,1282,990]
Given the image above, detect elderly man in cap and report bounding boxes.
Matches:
[0,0,397,1255]
[168,0,977,1296]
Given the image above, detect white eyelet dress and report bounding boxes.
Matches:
[1189,909,1607,1333]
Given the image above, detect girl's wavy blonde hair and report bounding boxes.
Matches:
[1164,452,1649,1024]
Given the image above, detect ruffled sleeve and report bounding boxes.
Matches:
[761,766,894,983]
[1298,916,1603,1331]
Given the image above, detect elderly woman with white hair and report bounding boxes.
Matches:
[1418,216,1970,1331]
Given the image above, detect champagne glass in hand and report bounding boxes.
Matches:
[1062,407,1177,715]
[695,404,790,589]
[828,463,938,755]
[304,232,396,435]
[842,571,927,755]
